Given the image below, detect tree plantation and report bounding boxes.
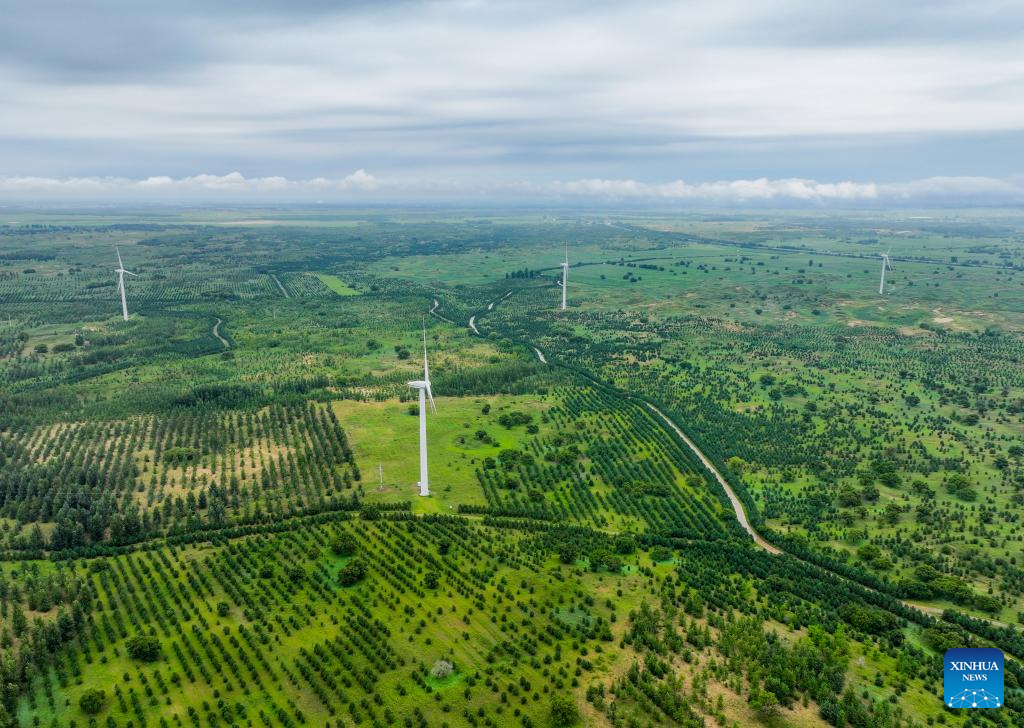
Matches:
[1,209,1023,727]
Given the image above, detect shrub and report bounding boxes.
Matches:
[431,660,455,679]
[339,558,367,586]
[613,534,636,555]
[550,695,579,727]
[498,411,533,428]
[163,446,200,465]
[79,688,106,715]
[650,546,673,563]
[331,533,358,556]
[125,635,161,662]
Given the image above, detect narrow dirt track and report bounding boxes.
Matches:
[270,274,289,298]
[645,403,780,554]
[212,318,230,349]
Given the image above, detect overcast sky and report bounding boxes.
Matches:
[2,0,1023,204]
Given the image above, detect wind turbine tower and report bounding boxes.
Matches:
[560,244,569,311]
[114,247,138,321]
[879,250,893,295]
[407,325,436,496]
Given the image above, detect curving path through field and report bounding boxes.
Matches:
[643,404,1021,634]
[645,403,779,553]
[429,298,457,325]
[212,318,230,349]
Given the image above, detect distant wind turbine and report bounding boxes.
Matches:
[114,247,138,321]
[560,244,569,311]
[879,250,893,295]
[407,324,436,496]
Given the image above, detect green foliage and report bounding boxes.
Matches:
[331,532,358,556]
[339,557,368,586]
[945,472,976,501]
[549,694,579,727]
[125,634,161,662]
[163,446,200,465]
[497,410,533,428]
[78,688,106,715]
[649,545,673,563]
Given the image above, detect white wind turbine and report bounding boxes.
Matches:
[114,247,138,321]
[407,324,436,496]
[878,250,893,295]
[559,244,569,311]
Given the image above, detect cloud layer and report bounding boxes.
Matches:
[2,171,1022,206]
[0,0,1022,198]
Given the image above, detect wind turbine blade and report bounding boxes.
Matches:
[426,383,437,414]
[422,325,429,382]
[116,247,123,269]
[123,270,139,277]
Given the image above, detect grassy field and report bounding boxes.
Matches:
[313,273,362,296]
[336,394,549,513]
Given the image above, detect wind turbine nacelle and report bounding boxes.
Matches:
[408,380,427,388]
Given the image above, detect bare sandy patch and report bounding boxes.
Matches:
[899,326,928,337]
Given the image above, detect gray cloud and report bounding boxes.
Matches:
[0,0,396,81]
[0,1,1021,197]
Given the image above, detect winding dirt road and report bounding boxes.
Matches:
[429,299,457,325]
[645,403,780,554]
[212,318,230,349]
[643,403,1020,634]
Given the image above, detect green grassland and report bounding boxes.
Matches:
[336,394,549,513]
[314,273,362,296]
